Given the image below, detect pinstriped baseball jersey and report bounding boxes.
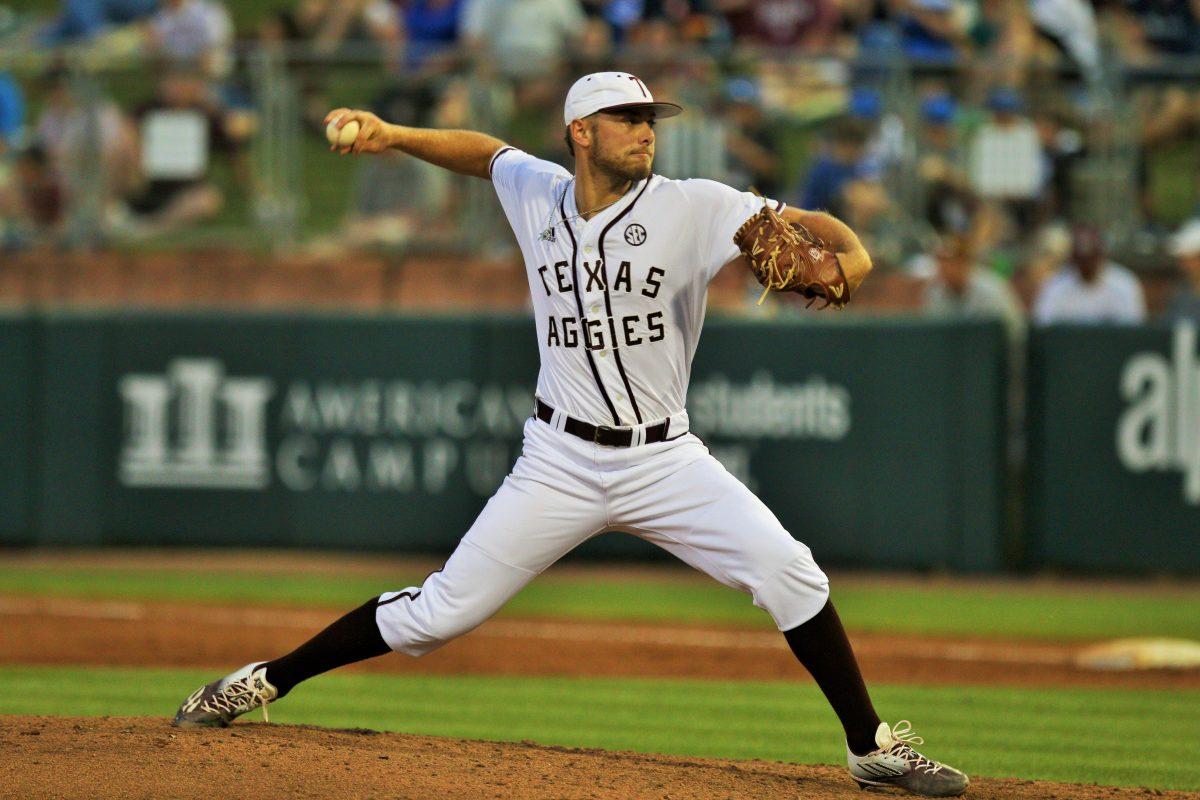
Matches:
[489,146,784,428]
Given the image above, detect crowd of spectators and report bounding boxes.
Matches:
[1,0,1200,324]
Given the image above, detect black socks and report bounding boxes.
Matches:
[262,596,391,699]
[782,599,882,757]
[258,592,879,756]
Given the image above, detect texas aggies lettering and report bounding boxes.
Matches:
[487,141,795,428]
[539,260,665,349]
[173,71,968,799]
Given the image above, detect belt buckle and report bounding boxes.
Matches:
[593,425,615,443]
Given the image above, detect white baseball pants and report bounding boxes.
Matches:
[375,414,830,656]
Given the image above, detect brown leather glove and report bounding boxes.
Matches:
[733,203,850,309]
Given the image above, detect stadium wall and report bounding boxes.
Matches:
[0,309,1128,574]
[8,313,1200,573]
[1026,323,1200,571]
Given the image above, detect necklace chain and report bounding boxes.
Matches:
[540,179,631,242]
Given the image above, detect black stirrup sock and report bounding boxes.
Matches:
[782,599,882,757]
[262,596,391,699]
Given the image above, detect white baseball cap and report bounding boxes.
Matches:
[1170,218,1200,257]
[563,72,683,126]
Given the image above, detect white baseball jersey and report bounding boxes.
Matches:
[488,146,785,428]
[374,146,828,660]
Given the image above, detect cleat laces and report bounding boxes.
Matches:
[200,674,271,722]
[885,721,944,775]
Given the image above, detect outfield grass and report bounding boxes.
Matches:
[1,565,1198,641]
[0,666,1195,791]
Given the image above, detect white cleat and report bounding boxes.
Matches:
[172,662,278,728]
[847,721,969,796]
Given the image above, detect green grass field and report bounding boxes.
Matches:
[1,666,1196,791]
[2,558,1199,791]
[2,564,1199,641]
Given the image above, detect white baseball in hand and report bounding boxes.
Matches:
[326,118,360,148]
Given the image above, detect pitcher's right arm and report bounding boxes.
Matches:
[324,108,507,181]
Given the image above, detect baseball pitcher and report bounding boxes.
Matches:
[172,72,968,797]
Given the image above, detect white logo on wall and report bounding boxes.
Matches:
[119,359,274,489]
[116,362,850,496]
[1117,323,1200,505]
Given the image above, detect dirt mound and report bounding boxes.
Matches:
[0,716,1185,800]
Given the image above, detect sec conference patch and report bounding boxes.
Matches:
[624,224,647,246]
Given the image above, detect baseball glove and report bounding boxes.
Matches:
[733,203,850,309]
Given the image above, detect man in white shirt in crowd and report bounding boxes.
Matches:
[1033,223,1146,324]
[460,0,586,79]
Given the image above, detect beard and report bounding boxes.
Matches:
[590,139,653,183]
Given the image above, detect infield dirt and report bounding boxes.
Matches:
[3,552,1198,798]
[3,716,1194,800]
[1,595,1197,690]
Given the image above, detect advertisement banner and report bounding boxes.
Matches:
[27,312,1007,570]
[1028,323,1200,571]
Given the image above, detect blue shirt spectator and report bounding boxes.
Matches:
[797,116,872,216]
[0,73,25,146]
[890,0,968,63]
[404,0,465,63]
[39,0,158,45]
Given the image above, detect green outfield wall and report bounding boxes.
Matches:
[1,313,1010,570]
[1027,323,1200,571]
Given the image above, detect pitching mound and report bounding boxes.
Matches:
[0,716,1188,800]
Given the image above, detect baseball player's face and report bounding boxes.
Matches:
[589,108,656,182]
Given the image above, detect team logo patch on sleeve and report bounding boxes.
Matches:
[624,224,647,246]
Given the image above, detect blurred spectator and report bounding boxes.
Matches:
[572,15,616,73]
[1163,219,1200,323]
[142,0,233,80]
[721,78,782,196]
[260,0,401,55]
[0,72,25,148]
[1105,0,1200,61]
[119,71,250,237]
[969,87,1043,226]
[970,0,1035,86]
[581,0,647,42]
[653,107,729,182]
[460,0,586,79]
[16,146,65,233]
[306,81,453,253]
[1033,223,1147,324]
[797,115,873,217]
[401,0,465,65]
[1137,87,1200,226]
[1028,0,1101,80]
[39,0,157,46]
[260,1,402,128]
[887,0,973,63]
[1,145,65,249]
[34,66,138,225]
[924,233,1026,341]
[717,0,839,50]
[915,91,975,234]
[1033,109,1084,223]
[848,86,905,178]
[802,105,903,262]
[642,54,726,180]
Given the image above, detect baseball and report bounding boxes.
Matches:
[326,118,360,148]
